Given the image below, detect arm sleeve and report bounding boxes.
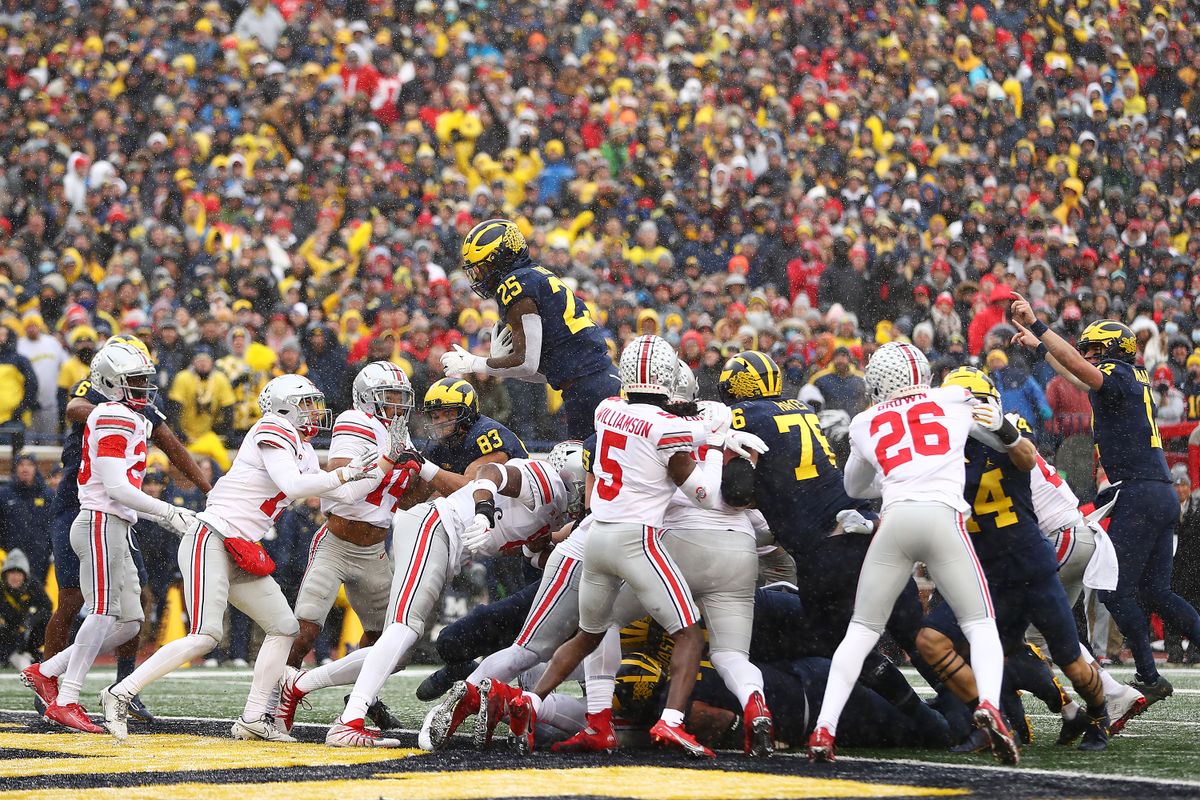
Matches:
[260,444,344,499]
[486,314,543,380]
[677,448,726,510]
[843,448,882,499]
[93,456,172,519]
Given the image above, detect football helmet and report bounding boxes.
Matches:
[353,361,415,428]
[461,219,527,298]
[105,333,152,360]
[90,341,157,410]
[619,335,679,398]
[423,377,479,439]
[672,359,700,403]
[941,366,1001,403]
[548,440,587,519]
[718,350,782,403]
[259,374,332,437]
[1077,320,1137,364]
[864,342,931,403]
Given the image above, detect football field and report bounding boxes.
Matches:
[1,664,1198,799]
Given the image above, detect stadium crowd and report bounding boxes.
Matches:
[2,0,1200,664]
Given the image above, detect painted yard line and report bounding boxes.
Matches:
[1025,713,1200,727]
[774,751,1200,789]
[0,666,439,681]
[0,707,424,735]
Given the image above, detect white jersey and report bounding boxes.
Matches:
[664,486,756,539]
[433,458,571,571]
[590,397,704,528]
[78,402,151,523]
[556,513,593,560]
[321,409,411,528]
[1030,452,1083,535]
[200,414,321,542]
[846,386,975,514]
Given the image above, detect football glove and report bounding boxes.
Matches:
[462,514,497,557]
[335,450,383,483]
[160,507,198,537]
[441,344,488,376]
[697,400,732,448]
[971,399,1004,432]
[836,509,875,535]
[489,322,514,359]
[725,430,770,458]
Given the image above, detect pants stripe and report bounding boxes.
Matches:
[642,525,696,627]
[189,525,210,635]
[954,512,994,618]
[92,511,108,616]
[1054,526,1074,568]
[516,556,578,646]
[303,525,329,578]
[394,508,439,626]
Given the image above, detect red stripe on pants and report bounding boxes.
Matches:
[643,526,696,627]
[190,526,209,635]
[516,557,577,646]
[92,511,108,615]
[394,510,439,625]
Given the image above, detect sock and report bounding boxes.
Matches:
[1079,647,1124,697]
[709,650,764,707]
[538,692,587,734]
[243,635,294,720]
[296,647,372,694]
[114,634,217,697]
[117,655,136,683]
[40,646,74,678]
[521,689,543,715]
[57,614,116,706]
[862,652,924,715]
[814,621,880,735]
[960,618,1004,708]
[468,644,541,686]
[343,624,418,721]
[1062,700,1080,720]
[41,619,137,679]
[660,707,685,727]
[584,628,620,715]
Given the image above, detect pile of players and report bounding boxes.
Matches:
[20,217,1198,765]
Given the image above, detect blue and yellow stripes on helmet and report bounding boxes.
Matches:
[423,377,479,413]
[719,350,782,400]
[1078,320,1137,361]
[461,219,526,267]
[942,366,1000,402]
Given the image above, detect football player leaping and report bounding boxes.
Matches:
[442,219,620,438]
[100,375,397,742]
[22,342,197,733]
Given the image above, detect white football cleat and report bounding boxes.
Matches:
[99,684,130,741]
[232,714,298,742]
[1107,685,1148,736]
[326,716,402,748]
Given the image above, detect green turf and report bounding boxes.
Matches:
[2,663,1197,782]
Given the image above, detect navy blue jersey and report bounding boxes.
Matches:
[1090,360,1171,484]
[496,264,611,389]
[962,437,1056,582]
[581,433,597,475]
[731,397,870,551]
[52,379,167,516]
[422,414,527,474]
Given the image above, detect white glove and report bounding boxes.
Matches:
[836,509,875,535]
[697,400,732,447]
[726,430,770,458]
[489,322,513,359]
[383,417,410,465]
[160,507,198,537]
[335,450,383,483]
[971,399,1003,432]
[462,514,497,557]
[442,344,488,376]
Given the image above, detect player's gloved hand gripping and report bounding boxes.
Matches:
[489,322,514,359]
[835,509,875,535]
[463,480,501,557]
[159,506,198,537]
[441,344,488,376]
[334,450,385,483]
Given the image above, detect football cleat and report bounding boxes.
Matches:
[419,680,480,751]
[507,693,536,756]
[807,726,836,762]
[364,697,403,732]
[1129,675,1173,708]
[1056,707,1089,746]
[232,714,297,742]
[326,717,402,748]
[99,684,130,741]
[1077,714,1109,752]
[45,702,105,733]
[949,728,991,753]
[474,678,517,749]
[416,661,479,702]
[1107,686,1147,736]
[20,664,59,708]
[275,667,309,732]
[744,692,774,757]
[649,719,715,759]
[552,709,617,753]
[126,694,156,723]
[973,700,1020,765]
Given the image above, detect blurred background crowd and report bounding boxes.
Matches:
[4,0,1200,665]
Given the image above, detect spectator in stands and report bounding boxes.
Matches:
[1152,365,1186,426]
[0,325,38,454]
[168,347,236,471]
[990,351,1051,435]
[57,327,98,418]
[0,454,53,585]
[809,346,868,417]
[0,549,50,670]
[17,312,65,436]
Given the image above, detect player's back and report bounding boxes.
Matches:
[1091,360,1171,483]
[590,397,701,528]
[201,414,320,540]
[497,264,610,389]
[321,409,411,526]
[848,385,974,513]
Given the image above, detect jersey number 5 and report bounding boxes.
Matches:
[870,402,950,475]
[595,430,626,501]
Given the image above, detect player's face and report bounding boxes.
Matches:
[124,374,155,409]
[297,396,329,439]
[378,389,412,426]
[428,407,460,440]
[1079,342,1107,365]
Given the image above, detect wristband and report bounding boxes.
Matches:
[419,460,441,481]
[474,497,497,527]
[996,416,1022,447]
[1035,343,1048,359]
[1029,320,1049,337]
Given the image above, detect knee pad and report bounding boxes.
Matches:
[269,614,300,638]
[187,633,221,659]
[111,620,141,647]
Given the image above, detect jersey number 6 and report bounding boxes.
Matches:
[870,401,950,475]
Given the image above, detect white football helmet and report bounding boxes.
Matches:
[90,341,157,409]
[672,359,699,403]
[619,334,679,398]
[548,440,587,519]
[353,361,415,428]
[864,342,931,403]
[259,374,332,437]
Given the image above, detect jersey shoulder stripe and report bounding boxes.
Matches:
[526,460,553,504]
[95,415,138,431]
[332,422,377,444]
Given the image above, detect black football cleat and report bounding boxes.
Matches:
[1077,714,1109,752]
[126,694,156,723]
[1129,675,1173,708]
[1056,709,1089,746]
[416,661,480,702]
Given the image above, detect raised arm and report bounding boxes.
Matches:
[1009,294,1103,390]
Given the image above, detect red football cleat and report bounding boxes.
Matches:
[744,691,774,757]
[473,678,520,749]
[507,693,537,755]
[45,702,104,733]
[649,719,715,759]
[974,700,1020,765]
[552,709,618,753]
[421,680,481,750]
[21,664,59,708]
[807,726,836,762]
[275,668,309,732]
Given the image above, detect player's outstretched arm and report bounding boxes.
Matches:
[1010,294,1102,390]
[843,449,882,499]
[152,425,213,493]
[442,298,545,382]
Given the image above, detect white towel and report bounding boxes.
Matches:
[1082,490,1120,592]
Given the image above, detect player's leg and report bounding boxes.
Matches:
[562,368,621,439]
[1138,483,1200,687]
[1099,489,1163,686]
[288,525,337,667]
[228,571,300,740]
[341,538,398,729]
[41,510,85,660]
